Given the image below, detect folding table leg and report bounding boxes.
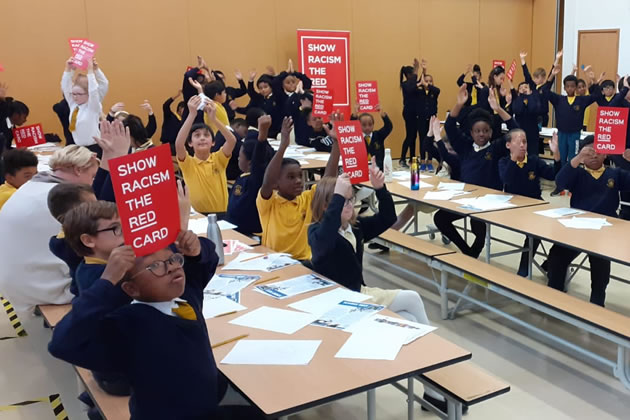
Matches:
[367,388,376,420]
[615,346,630,391]
[527,234,534,279]
[485,223,491,263]
[407,377,415,420]
[446,399,463,420]
[440,270,449,320]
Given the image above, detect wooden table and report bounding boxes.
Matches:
[208,251,472,419]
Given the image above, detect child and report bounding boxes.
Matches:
[61,58,108,155]
[499,129,561,277]
[520,50,561,128]
[226,115,272,236]
[436,86,516,258]
[257,116,339,262]
[211,69,248,122]
[417,67,441,171]
[456,64,485,107]
[175,96,236,214]
[107,101,156,139]
[0,148,38,209]
[399,59,421,168]
[49,230,264,419]
[123,115,154,151]
[512,81,542,156]
[47,183,97,296]
[212,118,248,181]
[351,105,393,170]
[576,78,590,130]
[247,70,282,137]
[203,80,231,133]
[0,91,29,150]
[546,136,630,306]
[591,77,630,107]
[273,59,313,115]
[161,90,185,155]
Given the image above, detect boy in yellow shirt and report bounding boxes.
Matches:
[176,96,236,214]
[203,81,230,134]
[257,116,339,262]
[0,148,38,210]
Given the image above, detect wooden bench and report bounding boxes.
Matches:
[38,304,71,329]
[75,367,129,420]
[434,252,630,391]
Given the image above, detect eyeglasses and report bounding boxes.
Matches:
[96,225,123,236]
[132,253,185,279]
[344,197,356,207]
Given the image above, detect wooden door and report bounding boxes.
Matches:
[577,29,620,131]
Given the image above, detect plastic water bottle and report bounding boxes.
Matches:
[383,148,393,183]
[410,157,420,190]
[206,214,224,265]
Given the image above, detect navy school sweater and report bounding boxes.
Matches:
[435,139,461,181]
[212,128,243,181]
[49,237,82,296]
[547,92,599,133]
[555,165,630,217]
[246,81,282,136]
[444,115,516,190]
[512,92,542,150]
[160,97,183,153]
[308,187,397,292]
[49,238,221,420]
[224,79,248,122]
[401,73,421,114]
[522,63,554,126]
[498,155,560,199]
[349,114,393,170]
[418,85,440,119]
[589,84,630,108]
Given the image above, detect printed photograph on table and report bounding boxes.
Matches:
[205,274,260,296]
[255,274,335,299]
[312,300,385,330]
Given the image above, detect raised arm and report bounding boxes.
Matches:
[323,113,342,177]
[358,160,397,241]
[260,117,292,199]
[205,102,236,157]
[86,61,102,114]
[175,96,201,161]
[93,60,109,102]
[61,58,75,104]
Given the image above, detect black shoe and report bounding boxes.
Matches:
[421,393,468,415]
[368,242,389,252]
[399,159,409,169]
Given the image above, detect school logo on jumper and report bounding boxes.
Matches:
[484,152,493,160]
[528,171,536,180]
[607,178,615,188]
[233,185,243,196]
[373,143,380,150]
[573,105,581,111]
[524,99,529,106]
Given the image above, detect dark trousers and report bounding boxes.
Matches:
[547,244,610,306]
[517,237,541,277]
[433,210,486,258]
[400,110,420,161]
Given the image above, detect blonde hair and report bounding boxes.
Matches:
[311,177,357,225]
[73,74,88,91]
[49,145,99,171]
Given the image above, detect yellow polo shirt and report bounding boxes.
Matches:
[256,186,317,261]
[179,151,230,213]
[204,101,230,134]
[0,182,17,210]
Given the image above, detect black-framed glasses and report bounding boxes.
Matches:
[96,225,123,236]
[131,253,185,279]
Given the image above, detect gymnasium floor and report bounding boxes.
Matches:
[0,185,629,419]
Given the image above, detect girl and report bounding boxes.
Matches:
[399,59,421,168]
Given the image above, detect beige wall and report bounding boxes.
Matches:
[0,0,556,157]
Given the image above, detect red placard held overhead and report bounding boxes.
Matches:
[13,124,45,148]
[70,39,98,70]
[594,107,629,154]
[506,59,517,80]
[68,38,84,54]
[492,59,506,69]
[109,144,181,256]
[335,120,370,184]
[298,29,351,116]
[312,88,334,119]
[356,81,379,112]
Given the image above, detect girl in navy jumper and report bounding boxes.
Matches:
[435,85,516,258]
[399,59,422,168]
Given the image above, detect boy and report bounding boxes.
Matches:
[499,129,560,276]
[273,59,313,117]
[418,71,440,171]
[203,80,231,133]
[212,118,248,181]
[226,115,273,236]
[512,82,542,157]
[175,96,237,214]
[351,105,393,171]
[591,77,630,107]
[0,148,38,209]
[160,89,184,155]
[546,136,630,306]
[257,116,339,262]
[436,85,516,258]
[520,50,560,128]
[49,230,263,419]
[247,71,282,137]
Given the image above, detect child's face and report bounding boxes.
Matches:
[307,114,324,131]
[518,84,531,95]
[533,74,546,86]
[577,82,587,96]
[188,128,213,153]
[424,75,434,86]
[470,121,492,146]
[10,113,27,126]
[582,145,606,169]
[283,75,298,93]
[5,166,37,189]
[71,85,89,105]
[124,249,186,302]
[603,85,615,97]
[494,73,505,86]
[232,124,247,139]
[564,81,577,96]
[277,164,303,200]
[216,90,227,104]
[238,147,250,173]
[359,116,374,135]
[506,132,527,160]
[258,82,272,97]
[340,196,355,226]
[473,71,481,80]
[82,217,124,258]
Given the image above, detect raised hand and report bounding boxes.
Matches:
[431,115,442,141]
[228,100,238,111]
[65,57,76,72]
[456,83,469,106]
[280,117,293,147]
[234,69,243,80]
[287,58,294,73]
[549,131,559,156]
[188,77,203,93]
[140,100,153,115]
[465,64,472,74]
[369,157,386,189]
[101,246,136,285]
[110,102,125,114]
[175,230,201,257]
[92,57,99,71]
[519,51,527,64]
[413,58,420,72]
[249,69,257,82]
[334,173,353,199]
[487,87,499,111]
[94,120,131,171]
[258,114,272,136]
[204,100,217,121]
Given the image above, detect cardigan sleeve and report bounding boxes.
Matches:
[357,186,396,242]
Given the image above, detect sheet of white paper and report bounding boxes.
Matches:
[397,181,433,190]
[539,127,556,137]
[480,194,513,203]
[288,288,371,316]
[335,331,403,360]
[298,160,310,165]
[534,207,585,218]
[229,306,318,334]
[254,274,335,299]
[423,190,461,200]
[419,174,432,179]
[453,196,515,211]
[202,295,246,319]
[346,314,437,345]
[220,340,322,365]
[188,218,208,235]
[312,300,385,331]
[205,274,260,295]
[392,171,411,180]
[437,182,465,191]
[222,252,298,272]
[558,217,611,230]
[217,220,237,231]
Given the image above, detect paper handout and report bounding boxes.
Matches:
[205,274,260,296]
[202,295,246,319]
[346,314,437,345]
[229,306,318,334]
[534,208,585,218]
[453,194,515,211]
[220,340,322,365]
[557,217,612,230]
[222,252,299,272]
[398,181,433,190]
[423,190,469,201]
[334,330,403,360]
[288,288,371,316]
[312,300,385,331]
[437,182,465,191]
[254,274,335,299]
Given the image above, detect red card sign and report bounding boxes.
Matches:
[312,88,334,119]
[595,107,629,154]
[13,124,45,148]
[335,121,370,184]
[109,144,180,256]
[492,59,505,69]
[298,29,350,116]
[70,39,98,70]
[506,59,517,80]
[356,81,379,112]
[68,38,84,54]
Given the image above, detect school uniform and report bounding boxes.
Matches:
[212,127,243,181]
[61,71,104,147]
[256,186,316,261]
[589,84,630,108]
[547,164,630,306]
[476,86,510,137]
[522,63,554,127]
[418,86,441,162]
[226,138,271,236]
[308,187,397,292]
[224,79,248,122]
[0,181,16,210]
[350,114,393,170]
[181,66,204,121]
[272,71,313,118]
[52,97,75,145]
[546,92,598,163]
[48,235,82,297]
[247,81,282,138]
[434,115,516,258]
[48,238,246,419]
[400,73,422,161]
[435,140,461,181]
[160,97,183,155]
[499,155,560,276]
[512,92,542,156]
[455,77,486,127]
[178,151,230,214]
[0,99,14,150]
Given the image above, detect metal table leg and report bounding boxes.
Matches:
[528,235,534,279]
[440,270,449,320]
[485,223,492,262]
[367,389,376,420]
[407,377,415,420]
